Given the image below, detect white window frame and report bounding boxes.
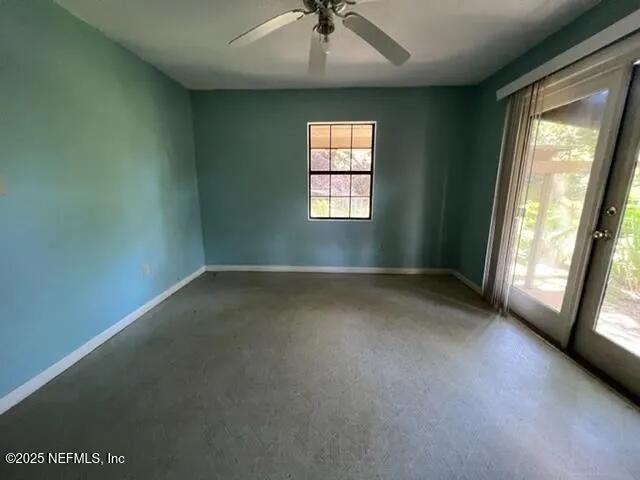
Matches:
[306,121,377,222]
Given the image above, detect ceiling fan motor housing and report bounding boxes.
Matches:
[303,0,347,14]
[317,14,335,36]
[304,0,339,37]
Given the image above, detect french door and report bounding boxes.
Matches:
[504,36,640,398]
[572,68,640,398]
[508,65,631,343]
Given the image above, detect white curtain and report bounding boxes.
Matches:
[484,80,546,312]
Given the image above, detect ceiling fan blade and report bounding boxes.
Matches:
[229,10,308,47]
[309,31,327,76]
[342,12,410,66]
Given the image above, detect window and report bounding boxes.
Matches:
[308,122,375,220]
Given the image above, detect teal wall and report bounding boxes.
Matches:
[456,0,640,286]
[0,1,204,397]
[3,0,637,401]
[192,88,474,268]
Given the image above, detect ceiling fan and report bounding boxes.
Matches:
[228,0,411,76]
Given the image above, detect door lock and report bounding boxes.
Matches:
[593,229,613,240]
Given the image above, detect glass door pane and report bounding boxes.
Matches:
[594,149,640,356]
[513,90,609,311]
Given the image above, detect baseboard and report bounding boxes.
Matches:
[451,270,483,295]
[0,266,205,416]
[204,266,484,295]
[205,266,484,296]
[0,264,480,415]
[206,265,451,275]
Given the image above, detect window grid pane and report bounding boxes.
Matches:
[331,149,351,171]
[310,197,330,217]
[350,197,370,218]
[309,123,374,219]
[310,149,330,171]
[310,174,330,196]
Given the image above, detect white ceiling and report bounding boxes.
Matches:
[56,0,600,90]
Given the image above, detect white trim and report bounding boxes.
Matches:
[1,265,482,415]
[206,265,449,275]
[206,264,484,293]
[496,8,640,100]
[451,270,484,295]
[0,267,205,415]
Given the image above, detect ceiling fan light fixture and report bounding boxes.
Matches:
[320,34,331,54]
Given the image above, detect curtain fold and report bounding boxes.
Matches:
[484,80,546,312]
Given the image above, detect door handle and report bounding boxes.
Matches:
[593,229,613,240]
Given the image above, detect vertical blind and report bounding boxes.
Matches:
[484,79,547,312]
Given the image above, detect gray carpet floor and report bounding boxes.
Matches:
[1,272,639,479]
